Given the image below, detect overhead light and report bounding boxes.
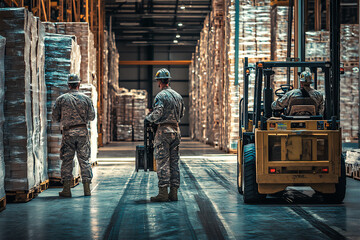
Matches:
[178,23,183,27]
[173,39,179,43]
[176,34,181,38]
[180,5,186,10]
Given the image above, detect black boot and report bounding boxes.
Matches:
[169,187,178,201]
[59,180,72,198]
[150,187,169,202]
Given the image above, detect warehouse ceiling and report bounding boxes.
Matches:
[105,0,211,46]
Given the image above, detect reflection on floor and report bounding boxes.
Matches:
[0,138,359,240]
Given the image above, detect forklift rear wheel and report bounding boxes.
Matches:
[243,143,266,203]
[323,154,346,204]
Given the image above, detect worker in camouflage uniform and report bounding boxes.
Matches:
[272,70,324,115]
[52,74,95,197]
[146,68,185,202]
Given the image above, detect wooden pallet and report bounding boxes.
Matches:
[345,163,354,177]
[6,188,38,203]
[49,176,80,188]
[353,166,360,181]
[36,179,50,193]
[0,196,6,212]
[344,62,359,68]
[228,149,237,154]
[6,179,50,203]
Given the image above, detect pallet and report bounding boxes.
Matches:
[0,196,6,212]
[353,166,360,181]
[91,161,98,167]
[36,179,50,193]
[49,176,80,188]
[228,149,237,154]
[344,62,359,68]
[345,163,354,177]
[6,179,50,203]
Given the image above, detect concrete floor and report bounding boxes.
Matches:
[0,139,360,240]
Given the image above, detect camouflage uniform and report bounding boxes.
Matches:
[272,86,324,115]
[146,86,185,188]
[52,89,95,183]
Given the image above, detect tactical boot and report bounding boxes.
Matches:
[83,182,91,196]
[59,180,72,198]
[150,187,169,202]
[169,187,178,201]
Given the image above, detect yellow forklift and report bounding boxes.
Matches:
[237,1,345,203]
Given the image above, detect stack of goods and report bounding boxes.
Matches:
[43,22,95,84]
[103,31,120,144]
[345,149,360,179]
[44,33,81,180]
[270,6,295,90]
[0,8,48,192]
[131,89,148,141]
[102,30,109,145]
[305,25,359,143]
[0,36,5,204]
[80,84,98,165]
[115,89,133,141]
[113,88,148,141]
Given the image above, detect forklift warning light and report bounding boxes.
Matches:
[321,168,329,173]
[269,168,276,173]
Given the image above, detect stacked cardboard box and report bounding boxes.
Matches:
[79,84,98,165]
[131,89,148,141]
[0,36,5,201]
[102,31,109,144]
[103,31,120,144]
[0,8,48,191]
[113,88,148,141]
[45,33,81,179]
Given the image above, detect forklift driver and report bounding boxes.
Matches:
[271,71,324,116]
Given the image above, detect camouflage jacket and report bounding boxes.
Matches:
[271,86,324,115]
[52,89,95,136]
[146,86,185,126]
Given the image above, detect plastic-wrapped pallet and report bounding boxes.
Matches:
[53,22,92,84]
[80,84,98,165]
[0,36,5,202]
[45,33,81,180]
[0,8,48,191]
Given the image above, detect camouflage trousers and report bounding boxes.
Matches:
[60,134,93,183]
[154,127,181,188]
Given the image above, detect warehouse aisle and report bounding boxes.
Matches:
[0,139,359,240]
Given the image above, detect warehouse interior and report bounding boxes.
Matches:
[0,0,360,239]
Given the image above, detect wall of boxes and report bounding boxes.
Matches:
[190,0,360,153]
[0,7,147,204]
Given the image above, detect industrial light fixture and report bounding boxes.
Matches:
[176,34,181,38]
[178,23,183,27]
[180,5,185,10]
[173,39,179,43]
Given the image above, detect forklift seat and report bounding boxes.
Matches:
[287,97,318,116]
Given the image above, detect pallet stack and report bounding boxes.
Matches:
[0,35,6,210]
[103,30,120,144]
[305,25,359,143]
[345,149,360,180]
[79,84,98,165]
[44,33,81,183]
[131,89,148,141]
[0,8,49,200]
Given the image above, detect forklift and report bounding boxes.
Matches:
[237,0,346,203]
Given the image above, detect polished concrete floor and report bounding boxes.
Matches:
[0,139,360,240]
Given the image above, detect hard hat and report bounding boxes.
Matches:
[68,74,81,84]
[155,68,172,81]
[299,71,312,83]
